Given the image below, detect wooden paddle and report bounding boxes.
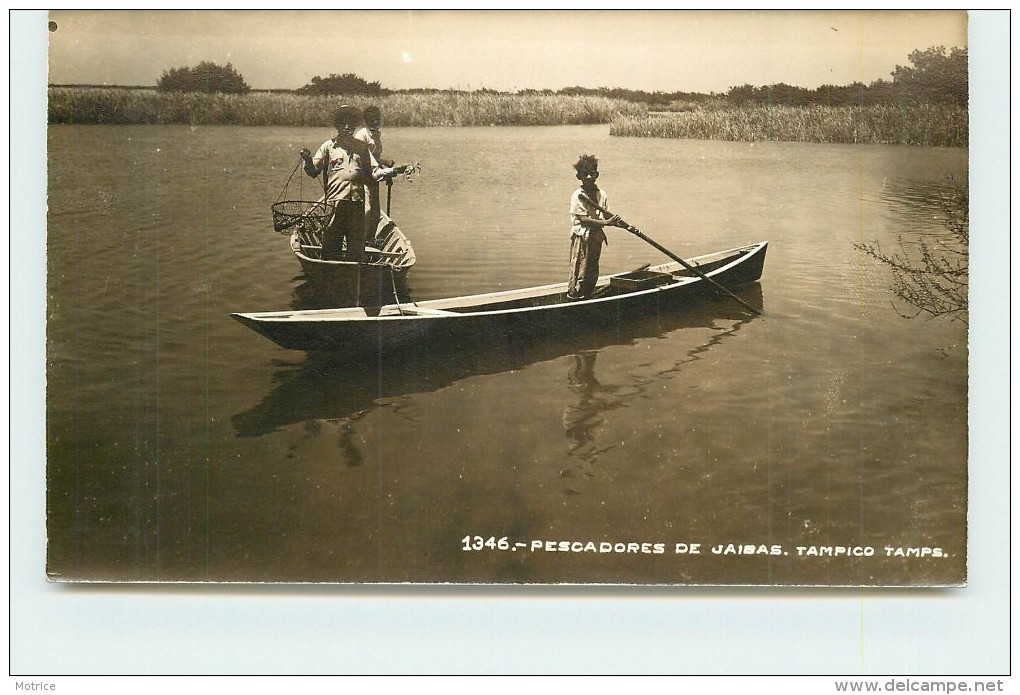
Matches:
[577,193,761,316]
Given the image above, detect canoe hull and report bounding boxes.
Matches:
[233,241,767,352]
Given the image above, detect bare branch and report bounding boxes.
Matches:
[854,178,968,324]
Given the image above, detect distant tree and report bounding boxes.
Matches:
[297,73,383,96]
[553,85,692,107]
[157,61,250,94]
[761,82,814,106]
[812,82,867,107]
[726,84,761,106]
[861,78,896,106]
[890,46,968,105]
[397,87,446,95]
[718,47,966,108]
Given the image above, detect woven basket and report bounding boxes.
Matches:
[271,200,334,234]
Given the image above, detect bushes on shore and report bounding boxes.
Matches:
[47,87,645,127]
[157,61,250,94]
[48,87,967,147]
[611,104,968,147]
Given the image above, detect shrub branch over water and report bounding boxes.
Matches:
[856,179,969,324]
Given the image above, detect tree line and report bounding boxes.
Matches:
[725,47,967,107]
[153,46,966,107]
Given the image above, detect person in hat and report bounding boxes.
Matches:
[567,154,620,300]
[354,105,395,242]
[299,105,374,262]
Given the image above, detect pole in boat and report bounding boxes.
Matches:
[577,193,762,316]
[386,178,393,216]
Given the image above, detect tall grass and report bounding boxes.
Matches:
[48,88,967,147]
[47,87,646,127]
[611,104,968,147]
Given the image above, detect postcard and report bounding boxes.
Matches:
[44,10,970,586]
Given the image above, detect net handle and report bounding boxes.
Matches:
[275,157,304,205]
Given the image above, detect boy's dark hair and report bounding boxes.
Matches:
[573,154,599,173]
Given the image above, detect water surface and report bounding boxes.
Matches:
[46,125,968,585]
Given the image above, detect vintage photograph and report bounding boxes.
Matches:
[45,10,970,586]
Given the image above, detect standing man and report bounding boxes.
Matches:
[567,154,620,299]
[300,105,373,262]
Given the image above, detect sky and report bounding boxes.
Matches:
[46,10,968,94]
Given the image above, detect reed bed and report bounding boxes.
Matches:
[47,87,646,127]
[49,88,966,147]
[611,104,968,147]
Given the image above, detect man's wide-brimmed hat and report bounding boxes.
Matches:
[332,104,364,128]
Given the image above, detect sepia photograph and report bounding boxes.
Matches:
[13,6,1015,681]
[40,9,975,588]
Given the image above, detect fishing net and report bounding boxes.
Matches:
[271,199,334,234]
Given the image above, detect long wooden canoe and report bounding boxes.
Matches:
[231,284,761,437]
[232,241,767,352]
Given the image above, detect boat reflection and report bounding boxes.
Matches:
[232,284,764,439]
[556,295,759,488]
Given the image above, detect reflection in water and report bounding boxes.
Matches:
[287,417,366,468]
[46,124,970,586]
[879,175,968,237]
[335,420,365,468]
[653,310,757,381]
[234,286,765,484]
[562,351,620,463]
[557,296,760,490]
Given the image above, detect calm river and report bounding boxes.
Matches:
[46,124,967,585]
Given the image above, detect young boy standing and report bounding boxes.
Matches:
[567,154,620,299]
